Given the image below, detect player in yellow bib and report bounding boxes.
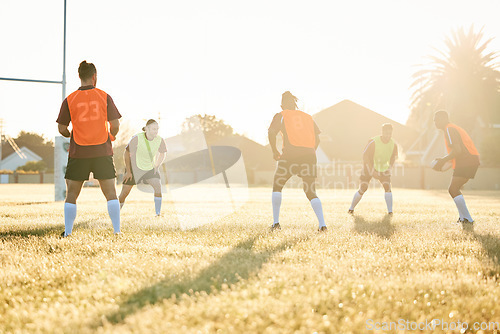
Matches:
[348,123,398,215]
[119,119,167,216]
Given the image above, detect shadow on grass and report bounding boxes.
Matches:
[462,224,500,278]
[0,221,92,239]
[104,234,305,325]
[352,214,395,239]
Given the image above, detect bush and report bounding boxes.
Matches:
[16,160,47,172]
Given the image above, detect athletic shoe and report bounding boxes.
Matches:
[318,226,327,232]
[388,212,393,217]
[348,210,354,214]
[270,223,281,231]
[59,231,69,238]
[461,218,473,225]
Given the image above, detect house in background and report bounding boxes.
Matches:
[0,147,42,171]
[313,99,419,163]
[212,134,275,184]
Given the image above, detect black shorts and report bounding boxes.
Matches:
[65,156,116,181]
[360,165,391,184]
[275,157,317,179]
[453,165,478,179]
[123,168,160,186]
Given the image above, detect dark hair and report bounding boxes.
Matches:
[78,60,96,80]
[434,110,449,120]
[382,123,393,130]
[281,91,298,110]
[142,119,157,132]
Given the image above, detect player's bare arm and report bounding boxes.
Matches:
[58,123,71,138]
[434,137,462,170]
[268,129,281,161]
[109,119,120,137]
[123,149,133,182]
[389,144,398,169]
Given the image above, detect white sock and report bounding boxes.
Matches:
[64,202,77,236]
[385,192,393,213]
[272,192,282,224]
[154,197,162,215]
[120,202,124,209]
[453,195,473,222]
[107,199,121,233]
[310,197,326,228]
[349,191,363,211]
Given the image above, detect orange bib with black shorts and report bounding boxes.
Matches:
[444,123,479,169]
[67,88,110,146]
[281,110,316,148]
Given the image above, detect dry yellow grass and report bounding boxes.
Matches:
[1,184,500,333]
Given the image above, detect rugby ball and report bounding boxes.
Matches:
[430,159,452,172]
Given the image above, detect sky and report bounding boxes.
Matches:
[1,0,500,145]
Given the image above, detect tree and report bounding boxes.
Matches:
[181,114,234,144]
[2,131,55,170]
[409,26,500,131]
[16,160,47,172]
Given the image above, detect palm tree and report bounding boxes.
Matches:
[408,26,500,131]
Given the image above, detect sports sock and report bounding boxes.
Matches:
[107,199,121,233]
[384,192,393,213]
[272,192,282,224]
[154,197,162,215]
[310,198,326,228]
[453,195,473,222]
[64,202,77,236]
[349,191,363,211]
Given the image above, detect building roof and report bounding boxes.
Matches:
[0,146,42,171]
[313,100,419,161]
[212,134,275,171]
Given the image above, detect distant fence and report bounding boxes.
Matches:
[2,172,55,184]
[2,166,500,190]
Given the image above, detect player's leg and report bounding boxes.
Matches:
[93,156,121,234]
[61,157,89,237]
[303,176,326,231]
[349,167,371,213]
[118,185,133,209]
[271,161,293,229]
[63,179,84,237]
[99,179,121,233]
[380,176,393,215]
[146,177,162,216]
[449,176,473,223]
[119,169,136,209]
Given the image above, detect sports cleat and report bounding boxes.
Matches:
[348,210,354,214]
[60,231,69,238]
[270,223,281,231]
[388,212,393,217]
[318,226,327,232]
[461,218,473,224]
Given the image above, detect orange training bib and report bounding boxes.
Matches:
[444,123,479,169]
[67,88,109,146]
[281,110,316,149]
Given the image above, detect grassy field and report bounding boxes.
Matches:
[1,184,500,333]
